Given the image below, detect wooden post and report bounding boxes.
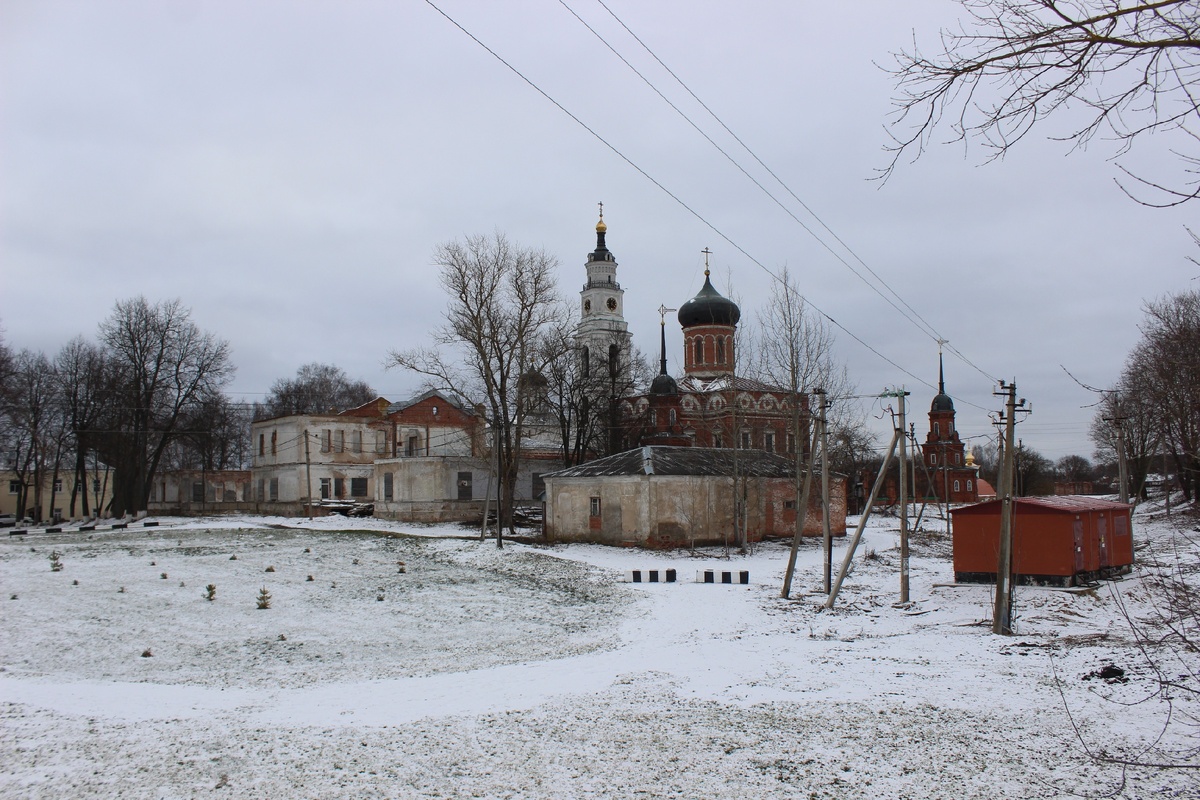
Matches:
[898,389,910,604]
[781,397,819,599]
[304,430,313,520]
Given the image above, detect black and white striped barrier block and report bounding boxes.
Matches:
[625,569,677,583]
[697,570,750,585]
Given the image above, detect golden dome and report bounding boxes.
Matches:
[596,216,607,233]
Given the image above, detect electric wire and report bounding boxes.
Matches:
[586,0,1000,387]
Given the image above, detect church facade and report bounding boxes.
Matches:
[915,356,979,504]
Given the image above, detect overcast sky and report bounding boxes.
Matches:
[2,0,1196,462]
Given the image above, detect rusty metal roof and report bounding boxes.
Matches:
[954,495,1132,514]
[545,446,799,479]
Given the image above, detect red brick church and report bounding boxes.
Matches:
[614,257,810,455]
[915,355,978,503]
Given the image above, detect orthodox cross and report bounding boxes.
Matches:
[701,246,712,276]
[657,304,677,326]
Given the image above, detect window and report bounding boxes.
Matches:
[353,430,362,454]
[589,497,601,518]
[650,409,657,427]
[764,432,775,452]
[407,435,419,457]
[954,453,961,465]
[92,479,101,493]
[933,422,940,437]
[786,433,795,455]
[191,482,204,502]
[336,430,345,453]
[271,431,277,455]
[9,480,20,494]
[931,454,937,466]
[320,478,331,499]
[350,478,368,497]
[967,480,973,492]
[376,432,386,455]
[334,478,344,498]
[269,478,279,501]
[457,471,473,501]
[713,432,723,448]
[717,337,726,363]
[669,408,677,425]
[953,480,961,492]
[259,434,265,456]
[322,430,331,453]
[257,478,265,501]
[740,431,751,449]
[383,472,394,501]
[694,337,703,364]
[581,346,590,376]
[53,479,62,492]
[532,473,545,498]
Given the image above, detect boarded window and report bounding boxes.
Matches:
[336,430,345,453]
[257,478,265,501]
[191,482,204,502]
[376,432,386,455]
[271,431,277,455]
[269,478,279,501]
[383,472,394,501]
[334,478,344,498]
[322,430,331,453]
[353,431,362,454]
[457,471,473,501]
[350,478,368,497]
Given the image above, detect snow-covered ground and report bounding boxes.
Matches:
[1,508,1196,798]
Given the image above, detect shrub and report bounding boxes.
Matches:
[141,649,152,658]
[256,586,271,610]
[306,575,314,582]
[265,566,275,573]
[49,551,63,572]
[160,572,168,580]
[204,584,216,601]
[229,555,237,561]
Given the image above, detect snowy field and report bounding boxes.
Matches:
[1,508,1196,799]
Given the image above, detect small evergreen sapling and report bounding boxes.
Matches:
[49,551,63,572]
[256,586,272,609]
[204,584,217,601]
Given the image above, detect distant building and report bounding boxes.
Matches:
[614,258,810,456]
[249,391,560,521]
[914,355,978,504]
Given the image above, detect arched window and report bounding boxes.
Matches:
[694,337,703,364]
[669,408,677,425]
[931,454,937,466]
[967,480,973,492]
[953,480,961,492]
[954,453,961,465]
[270,431,277,455]
[581,346,590,377]
[608,343,620,380]
[717,337,726,363]
[933,422,940,436]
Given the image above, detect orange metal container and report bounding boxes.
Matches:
[951,496,1133,586]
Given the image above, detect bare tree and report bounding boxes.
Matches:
[1056,453,1095,482]
[885,0,1200,205]
[1090,378,1161,500]
[4,350,64,522]
[96,297,234,517]
[256,363,375,419]
[53,337,118,517]
[388,233,561,542]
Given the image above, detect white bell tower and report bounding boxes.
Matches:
[575,203,631,384]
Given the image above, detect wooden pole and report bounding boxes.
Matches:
[826,428,900,609]
[818,389,832,594]
[993,381,1019,635]
[898,390,910,604]
[304,430,313,519]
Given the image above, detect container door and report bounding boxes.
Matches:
[1097,514,1109,567]
[1073,518,1085,573]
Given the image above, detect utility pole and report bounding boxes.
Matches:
[992,380,1027,635]
[1103,393,1129,504]
[898,388,910,604]
[826,426,900,609]
[817,389,832,594]
[304,430,313,520]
